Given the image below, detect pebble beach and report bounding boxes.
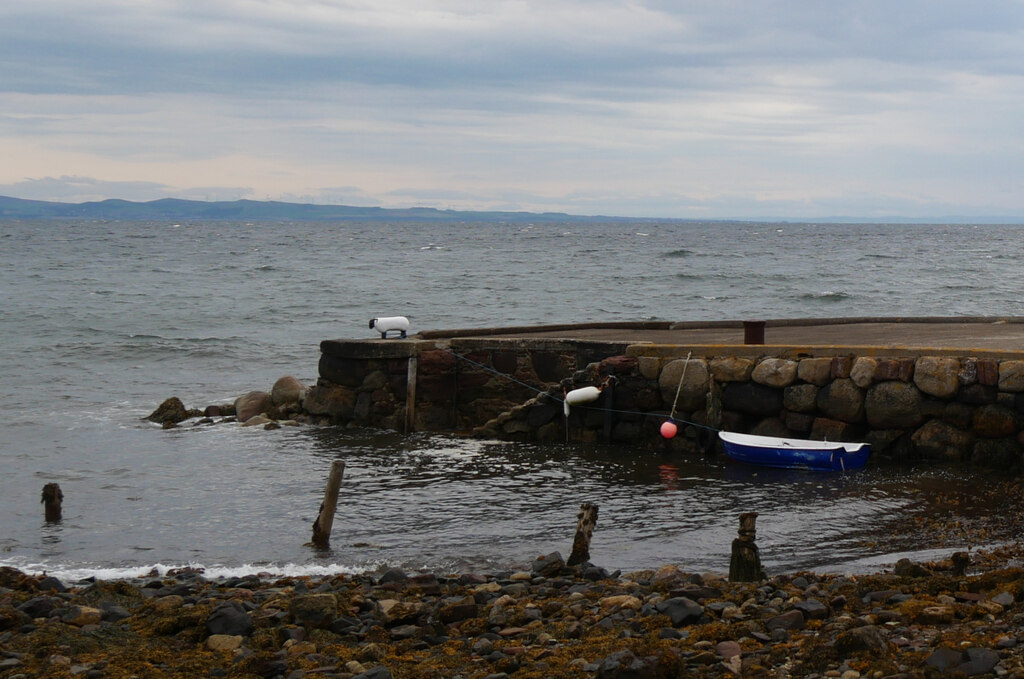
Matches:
[5,543,1024,679]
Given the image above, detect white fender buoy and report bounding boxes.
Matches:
[563,385,602,416]
[369,316,410,339]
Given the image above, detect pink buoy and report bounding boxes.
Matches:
[660,421,678,439]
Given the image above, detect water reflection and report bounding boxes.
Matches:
[299,427,1023,574]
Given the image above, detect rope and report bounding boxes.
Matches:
[668,351,692,420]
[437,346,721,433]
[438,346,556,399]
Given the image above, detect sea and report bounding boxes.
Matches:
[2,218,1023,584]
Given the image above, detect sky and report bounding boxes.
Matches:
[3,1,1024,219]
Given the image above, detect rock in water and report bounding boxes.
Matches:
[147,397,189,425]
[271,375,306,406]
[234,391,272,423]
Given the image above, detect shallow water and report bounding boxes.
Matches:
[2,218,1023,581]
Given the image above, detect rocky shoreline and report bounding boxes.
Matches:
[5,545,1024,679]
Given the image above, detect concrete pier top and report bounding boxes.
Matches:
[413,316,1024,356]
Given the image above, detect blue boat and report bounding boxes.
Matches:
[718,431,870,472]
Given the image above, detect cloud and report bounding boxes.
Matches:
[0,175,248,203]
[3,2,1024,217]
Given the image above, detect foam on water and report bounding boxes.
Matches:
[0,559,375,585]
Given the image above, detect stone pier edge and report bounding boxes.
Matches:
[310,316,1024,464]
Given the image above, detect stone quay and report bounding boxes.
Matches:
[293,317,1024,468]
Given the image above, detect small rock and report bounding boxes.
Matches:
[594,649,651,679]
[656,596,703,626]
[37,576,67,592]
[959,647,1000,676]
[147,397,189,425]
[997,635,1017,649]
[766,610,804,631]
[345,660,367,674]
[925,648,964,672]
[100,604,131,622]
[532,552,565,577]
[893,558,933,578]
[389,624,419,640]
[240,415,272,427]
[914,605,955,625]
[352,666,393,679]
[439,598,478,624]
[377,569,408,586]
[17,596,58,618]
[599,595,642,611]
[207,634,243,651]
[377,599,423,624]
[61,606,102,627]
[792,598,829,620]
[206,601,254,637]
[715,640,741,659]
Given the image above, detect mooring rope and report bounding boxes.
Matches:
[437,346,554,398]
[437,346,721,433]
[668,351,692,421]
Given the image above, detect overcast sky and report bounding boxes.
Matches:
[3,1,1024,219]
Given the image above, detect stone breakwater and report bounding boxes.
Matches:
[305,336,1024,467]
[5,546,1024,679]
[147,329,1024,467]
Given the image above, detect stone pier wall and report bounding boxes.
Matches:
[307,337,631,433]
[306,337,1024,467]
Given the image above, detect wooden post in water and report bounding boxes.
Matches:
[704,378,723,454]
[41,483,63,523]
[951,551,970,577]
[567,503,599,566]
[602,380,614,443]
[405,355,418,434]
[728,512,763,582]
[311,460,345,548]
[706,378,722,431]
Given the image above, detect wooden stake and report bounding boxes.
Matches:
[405,355,418,434]
[567,503,599,566]
[951,551,970,577]
[41,483,63,523]
[728,512,763,582]
[602,381,614,443]
[311,460,345,548]
[706,378,722,431]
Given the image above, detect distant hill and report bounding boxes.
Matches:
[0,195,628,222]
[4,195,1021,224]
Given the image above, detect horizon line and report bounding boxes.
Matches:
[2,193,1023,224]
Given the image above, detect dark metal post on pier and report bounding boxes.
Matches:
[743,320,766,345]
[311,460,345,548]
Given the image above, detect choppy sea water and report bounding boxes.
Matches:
[2,218,1024,582]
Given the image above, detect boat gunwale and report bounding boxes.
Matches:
[718,431,868,454]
